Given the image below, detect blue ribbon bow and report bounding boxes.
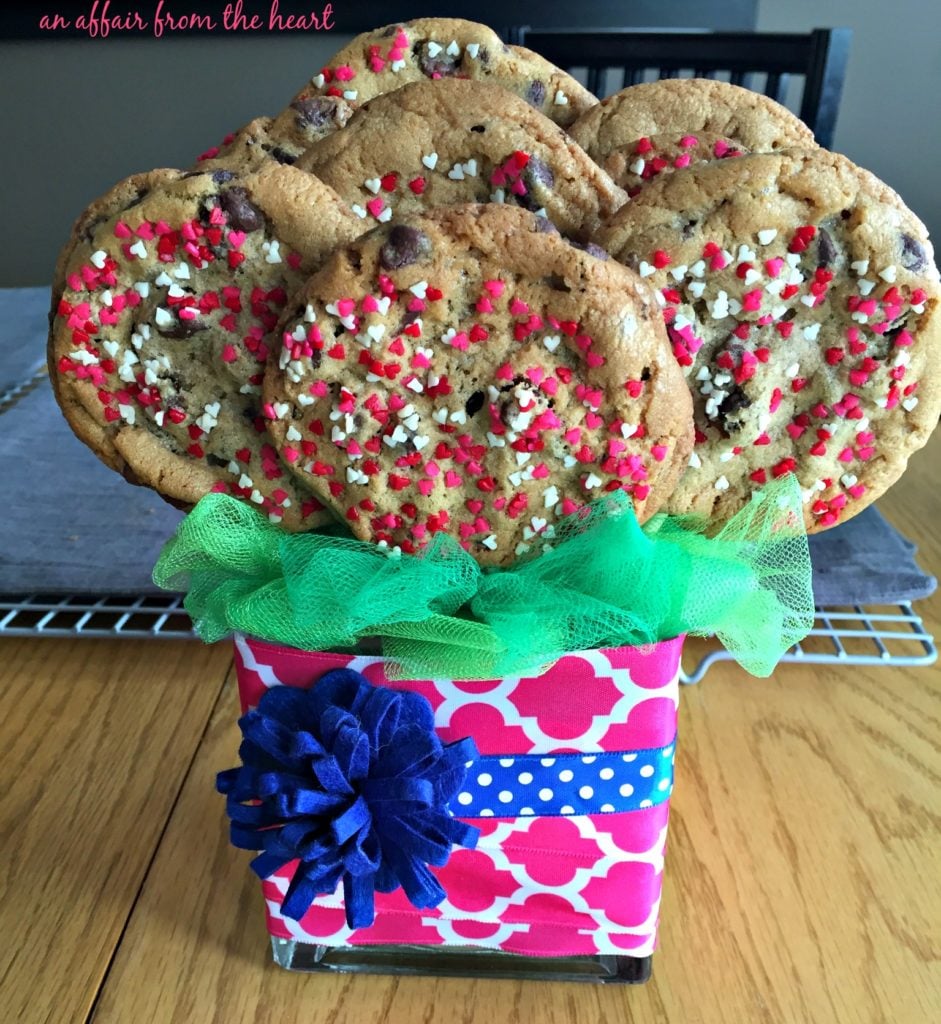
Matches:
[217,669,480,929]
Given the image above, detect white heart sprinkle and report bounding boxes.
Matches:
[351,204,367,219]
[554,89,568,106]
[446,40,460,57]
[543,335,561,352]
[426,41,442,57]
[638,261,655,278]
[757,229,778,245]
[447,163,465,181]
[902,396,919,411]
[422,153,438,170]
[466,43,480,59]
[364,178,381,194]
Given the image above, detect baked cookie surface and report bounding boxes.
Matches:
[296,79,626,242]
[598,149,941,529]
[570,79,815,193]
[50,164,364,527]
[194,99,354,173]
[264,205,693,564]
[283,18,596,128]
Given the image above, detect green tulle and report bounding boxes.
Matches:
[153,480,814,679]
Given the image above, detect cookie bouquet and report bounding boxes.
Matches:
[49,19,940,982]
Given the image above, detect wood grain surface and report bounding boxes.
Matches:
[0,639,231,1024]
[2,438,939,1024]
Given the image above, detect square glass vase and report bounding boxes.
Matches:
[232,634,682,984]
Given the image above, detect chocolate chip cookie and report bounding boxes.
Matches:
[282,18,596,129]
[295,79,626,242]
[263,204,693,564]
[50,163,365,527]
[598,149,941,529]
[570,79,816,196]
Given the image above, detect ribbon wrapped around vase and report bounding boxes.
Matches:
[229,632,682,958]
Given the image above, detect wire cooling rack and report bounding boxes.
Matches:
[0,593,934,682]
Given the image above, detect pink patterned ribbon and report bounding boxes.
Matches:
[233,635,681,957]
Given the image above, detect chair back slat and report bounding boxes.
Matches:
[516,28,851,147]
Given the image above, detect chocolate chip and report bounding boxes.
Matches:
[206,453,229,468]
[570,240,609,260]
[416,41,459,77]
[269,147,297,165]
[718,385,752,432]
[157,317,207,339]
[292,96,337,129]
[478,46,491,64]
[396,307,421,333]
[379,225,431,270]
[900,233,928,272]
[211,170,235,184]
[465,390,485,417]
[119,189,147,211]
[219,187,264,232]
[817,228,838,267]
[526,80,547,107]
[526,155,554,189]
[640,367,651,382]
[470,124,486,133]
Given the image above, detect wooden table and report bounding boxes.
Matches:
[3,436,939,1024]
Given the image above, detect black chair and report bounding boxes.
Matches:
[513,28,851,148]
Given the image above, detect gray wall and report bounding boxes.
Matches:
[1,34,343,286]
[1,3,940,285]
[757,0,941,243]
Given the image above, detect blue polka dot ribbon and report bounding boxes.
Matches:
[450,737,676,818]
